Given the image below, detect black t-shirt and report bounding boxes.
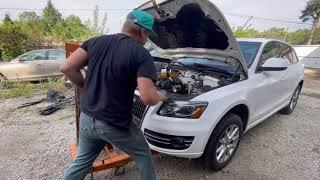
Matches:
[80,34,157,128]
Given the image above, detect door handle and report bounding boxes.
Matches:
[37,64,44,66]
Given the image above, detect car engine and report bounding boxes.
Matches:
[156,66,227,98]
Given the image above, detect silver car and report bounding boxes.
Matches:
[0,49,66,82]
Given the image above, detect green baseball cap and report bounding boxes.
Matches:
[127,10,156,35]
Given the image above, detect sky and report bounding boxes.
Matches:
[0,0,311,33]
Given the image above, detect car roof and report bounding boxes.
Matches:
[27,49,66,53]
[32,49,65,51]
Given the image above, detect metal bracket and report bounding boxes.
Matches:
[152,0,170,19]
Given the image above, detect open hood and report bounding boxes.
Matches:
[136,0,248,75]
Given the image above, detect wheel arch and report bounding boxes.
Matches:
[202,103,250,155]
[299,80,304,87]
[228,104,250,131]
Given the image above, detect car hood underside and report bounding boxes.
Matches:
[136,0,248,75]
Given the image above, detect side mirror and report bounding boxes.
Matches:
[259,58,289,71]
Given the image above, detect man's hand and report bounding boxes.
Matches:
[60,48,88,88]
[137,77,167,106]
[157,91,167,101]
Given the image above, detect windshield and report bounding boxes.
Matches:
[238,41,261,67]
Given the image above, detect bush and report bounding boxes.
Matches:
[0,15,28,61]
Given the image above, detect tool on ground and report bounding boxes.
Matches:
[39,96,74,115]
[17,88,66,109]
[17,98,46,109]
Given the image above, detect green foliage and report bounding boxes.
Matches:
[234,26,313,45]
[41,0,62,35]
[233,27,259,38]
[51,15,92,42]
[300,0,320,44]
[17,11,45,49]
[287,29,310,45]
[0,0,107,61]
[0,14,28,61]
[259,27,288,40]
[88,6,108,37]
[0,79,66,100]
[18,11,40,22]
[300,0,320,22]
[1,0,318,62]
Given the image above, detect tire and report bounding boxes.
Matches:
[201,113,243,171]
[280,84,302,114]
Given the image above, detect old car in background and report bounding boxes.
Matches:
[0,49,66,82]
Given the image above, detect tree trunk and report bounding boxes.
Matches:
[307,15,319,45]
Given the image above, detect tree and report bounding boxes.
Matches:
[288,29,310,45]
[259,27,288,41]
[18,11,40,22]
[3,14,13,24]
[0,14,27,61]
[17,11,45,50]
[52,15,91,42]
[41,0,62,35]
[88,6,108,36]
[233,26,259,38]
[300,0,320,45]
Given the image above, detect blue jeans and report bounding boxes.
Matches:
[62,112,156,180]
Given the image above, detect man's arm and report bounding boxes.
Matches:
[60,48,88,88]
[137,77,166,106]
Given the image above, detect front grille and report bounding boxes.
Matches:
[144,129,194,150]
[132,94,147,127]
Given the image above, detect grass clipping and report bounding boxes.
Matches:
[0,79,67,100]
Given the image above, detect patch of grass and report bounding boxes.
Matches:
[302,92,320,99]
[0,79,67,100]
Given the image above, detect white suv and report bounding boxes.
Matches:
[133,0,304,170]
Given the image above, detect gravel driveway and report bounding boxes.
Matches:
[0,85,319,180]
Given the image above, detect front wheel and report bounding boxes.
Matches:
[201,113,243,171]
[280,84,301,114]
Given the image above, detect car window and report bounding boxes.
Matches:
[48,50,66,60]
[20,50,47,61]
[291,49,299,64]
[280,43,294,64]
[238,41,262,67]
[260,42,280,65]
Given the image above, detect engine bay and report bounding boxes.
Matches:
[155,63,240,99]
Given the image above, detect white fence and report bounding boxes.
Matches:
[292,45,320,69]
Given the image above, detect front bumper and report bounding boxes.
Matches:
[141,106,213,159]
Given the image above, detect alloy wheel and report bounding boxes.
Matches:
[216,124,240,163]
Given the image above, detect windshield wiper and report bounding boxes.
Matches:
[190,63,234,76]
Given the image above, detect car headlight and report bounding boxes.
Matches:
[157,101,208,119]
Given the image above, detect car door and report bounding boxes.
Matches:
[248,41,290,123]
[16,50,47,81]
[43,50,66,80]
[279,43,302,101]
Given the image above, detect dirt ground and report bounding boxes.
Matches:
[0,78,319,180]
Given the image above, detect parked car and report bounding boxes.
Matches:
[132,0,304,171]
[0,49,66,82]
